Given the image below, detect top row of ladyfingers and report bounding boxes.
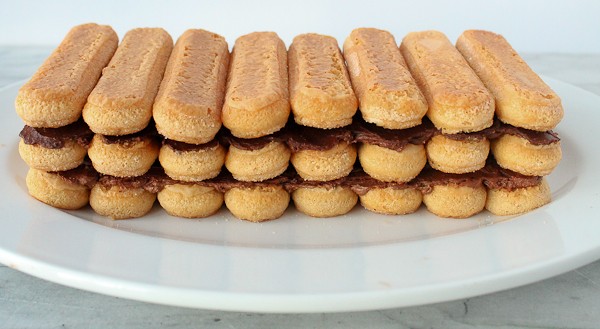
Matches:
[15,23,564,143]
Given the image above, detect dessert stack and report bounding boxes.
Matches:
[219,32,292,222]
[17,24,118,211]
[82,27,172,219]
[16,24,563,221]
[285,33,359,218]
[152,29,230,219]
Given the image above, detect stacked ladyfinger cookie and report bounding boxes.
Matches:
[16,24,563,221]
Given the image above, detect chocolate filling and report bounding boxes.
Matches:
[287,125,354,152]
[481,162,543,191]
[209,170,291,193]
[284,174,348,192]
[51,163,98,188]
[220,128,287,151]
[353,118,435,151]
[100,123,159,145]
[19,119,93,149]
[415,167,486,194]
[163,138,220,152]
[345,170,411,196]
[485,120,560,145]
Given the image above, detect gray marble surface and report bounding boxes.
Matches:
[1,48,599,329]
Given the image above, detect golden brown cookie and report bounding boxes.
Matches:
[288,127,356,181]
[88,131,160,177]
[16,23,118,128]
[158,184,223,218]
[222,32,290,138]
[224,185,290,222]
[485,178,551,216]
[422,184,486,218]
[359,187,422,215]
[291,186,357,218]
[288,33,357,128]
[426,134,489,174]
[358,143,426,182]
[418,169,487,218]
[491,134,561,176]
[89,176,156,219]
[25,166,97,210]
[343,28,427,129]
[153,29,229,144]
[83,28,173,135]
[291,142,356,181]
[158,140,225,182]
[400,30,495,133]
[225,140,290,182]
[18,120,93,172]
[456,30,563,131]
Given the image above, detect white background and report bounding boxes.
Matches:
[1,0,599,52]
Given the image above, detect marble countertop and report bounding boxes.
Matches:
[1,48,599,329]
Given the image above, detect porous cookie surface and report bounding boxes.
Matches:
[344,28,427,129]
[222,32,290,138]
[225,141,290,182]
[153,29,229,144]
[158,184,223,218]
[292,186,358,218]
[224,185,290,222]
[16,23,118,128]
[289,33,357,128]
[83,28,173,135]
[400,30,495,133]
[456,30,563,131]
[426,135,490,174]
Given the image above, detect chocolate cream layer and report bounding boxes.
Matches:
[20,119,93,149]
[100,122,159,145]
[49,162,98,188]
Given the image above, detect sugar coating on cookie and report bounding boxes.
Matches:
[291,142,357,181]
[344,28,427,129]
[158,184,223,218]
[224,185,290,222]
[16,23,118,128]
[426,135,490,174]
[359,187,422,215]
[292,186,358,218]
[225,141,290,182]
[289,33,357,128]
[19,139,87,172]
[90,184,156,219]
[456,30,563,131]
[422,184,487,218]
[26,168,90,210]
[485,178,551,216]
[491,134,561,176]
[88,134,159,177]
[83,28,173,135]
[222,32,290,138]
[153,29,229,144]
[159,141,225,182]
[400,30,495,133]
[358,143,426,182]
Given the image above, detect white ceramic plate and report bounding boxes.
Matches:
[1,77,599,313]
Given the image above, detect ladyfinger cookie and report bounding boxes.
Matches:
[456,30,563,131]
[153,29,230,144]
[343,28,427,129]
[289,33,357,128]
[83,28,173,135]
[222,32,290,138]
[16,23,118,128]
[400,31,495,133]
